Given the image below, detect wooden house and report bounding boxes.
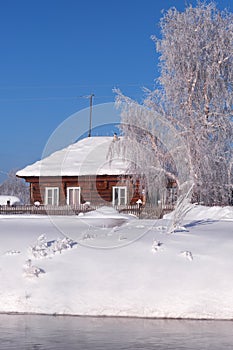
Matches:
[16,136,142,206]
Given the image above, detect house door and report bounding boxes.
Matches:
[112,186,127,206]
[67,187,81,206]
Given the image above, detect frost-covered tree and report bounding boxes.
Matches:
[116,1,233,206]
[0,169,30,204]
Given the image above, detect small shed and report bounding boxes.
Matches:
[0,195,21,206]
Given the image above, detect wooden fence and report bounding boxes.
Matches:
[0,204,96,216]
[0,203,174,218]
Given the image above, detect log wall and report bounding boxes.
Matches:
[24,175,140,206]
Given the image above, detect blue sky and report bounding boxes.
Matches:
[0,0,233,181]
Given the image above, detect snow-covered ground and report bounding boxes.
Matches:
[0,205,233,320]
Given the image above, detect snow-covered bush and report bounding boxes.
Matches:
[4,250,21,256]
[29,234,77,259]
[23,259,45,278]
[179,251,193,261]
[151,239,163,253]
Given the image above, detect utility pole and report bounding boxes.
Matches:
[79,94,95,137]
[88,94,94,137]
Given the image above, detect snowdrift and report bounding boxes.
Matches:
[164,205,233,221]
[77,206,137,227]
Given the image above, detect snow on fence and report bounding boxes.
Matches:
[0,203,174,218]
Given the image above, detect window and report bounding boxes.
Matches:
[67,187,81,206]
[112,186,127,206]
[45,187,59,206]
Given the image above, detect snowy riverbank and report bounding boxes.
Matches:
[0,205,233,319]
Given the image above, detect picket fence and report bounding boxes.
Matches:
[0,203,174,218]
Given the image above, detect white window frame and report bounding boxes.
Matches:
[112,186,127,206]
[67,187,81,206]
[45,187,59,206]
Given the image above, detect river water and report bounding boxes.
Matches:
[0,315,232,350]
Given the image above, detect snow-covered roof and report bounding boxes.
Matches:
[16,136,129,178]
[0,195,21,206]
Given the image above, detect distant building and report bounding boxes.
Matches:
[0,195,21,206]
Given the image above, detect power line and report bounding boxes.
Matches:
[0,83,155,90]
[0,92,145,102]
[0,95,113,102]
